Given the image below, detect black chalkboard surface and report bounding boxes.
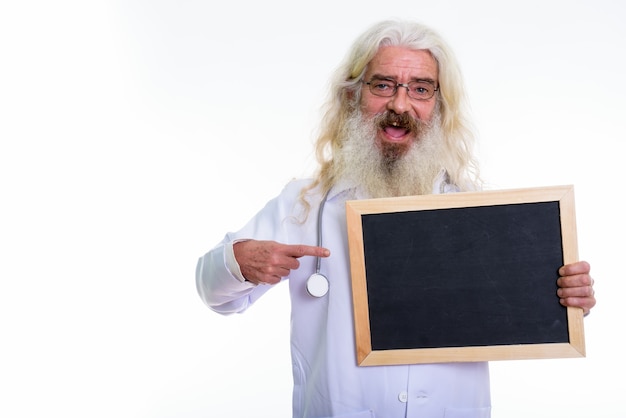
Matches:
[346,186,585,366]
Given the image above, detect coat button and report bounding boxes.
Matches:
[398,391,408,403]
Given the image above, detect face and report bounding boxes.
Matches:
[360,46,439,153]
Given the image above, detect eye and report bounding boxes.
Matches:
[370,79,395,92]
[410,82,432,97]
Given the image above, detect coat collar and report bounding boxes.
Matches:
[326,169,458,203]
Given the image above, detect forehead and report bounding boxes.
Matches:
[365,46,438,80]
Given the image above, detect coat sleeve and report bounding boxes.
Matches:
[195,180,306,315]
[195,241,264,314]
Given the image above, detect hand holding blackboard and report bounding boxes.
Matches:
[557,261,595,315]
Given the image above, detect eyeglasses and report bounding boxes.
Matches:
[363,77,439,100]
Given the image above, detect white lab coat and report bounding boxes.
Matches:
[196,175,491,418]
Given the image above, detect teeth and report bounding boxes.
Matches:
[392,122,399,126]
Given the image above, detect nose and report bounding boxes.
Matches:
[386,86,411,115]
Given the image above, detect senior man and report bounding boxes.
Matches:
[196,19,596,418]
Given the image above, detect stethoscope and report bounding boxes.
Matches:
[305,191,330,297]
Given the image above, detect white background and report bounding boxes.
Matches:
[1,1,624,417]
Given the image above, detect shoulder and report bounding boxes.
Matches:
[282,178,316,195]
[269,178,319,213]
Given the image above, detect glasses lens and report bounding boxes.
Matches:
[367,78,396,97]
[407,81,436,100]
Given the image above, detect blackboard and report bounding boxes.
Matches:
[346,185,585,366]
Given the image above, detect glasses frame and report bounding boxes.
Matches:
[362,78,439,101]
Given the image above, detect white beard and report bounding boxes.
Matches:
[333,110,444,198]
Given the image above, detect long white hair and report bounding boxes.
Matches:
[300,20,482,210]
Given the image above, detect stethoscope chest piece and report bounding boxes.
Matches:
[306,273,329,297]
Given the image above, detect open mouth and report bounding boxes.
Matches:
[384,123,410,139]
[379,113,415,141]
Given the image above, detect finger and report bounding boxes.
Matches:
[285,244,331,259]
[557,285,595,299]
[559,260,590,276]
[266,249,301,271]
[253,264,290,284]
[262,261,295,279]
[251,274,282,286]
[559,296,596,314]
[557,273,593,289]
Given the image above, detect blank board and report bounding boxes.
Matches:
[346,185,585,366]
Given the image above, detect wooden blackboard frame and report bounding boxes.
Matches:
[346,185,585,366]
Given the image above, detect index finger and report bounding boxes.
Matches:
[284,244,331,259]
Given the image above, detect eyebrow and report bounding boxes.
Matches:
[369,74,437,85]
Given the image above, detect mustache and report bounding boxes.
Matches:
[374,111,424,133]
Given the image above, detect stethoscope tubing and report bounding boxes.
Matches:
[306,190,330,297]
